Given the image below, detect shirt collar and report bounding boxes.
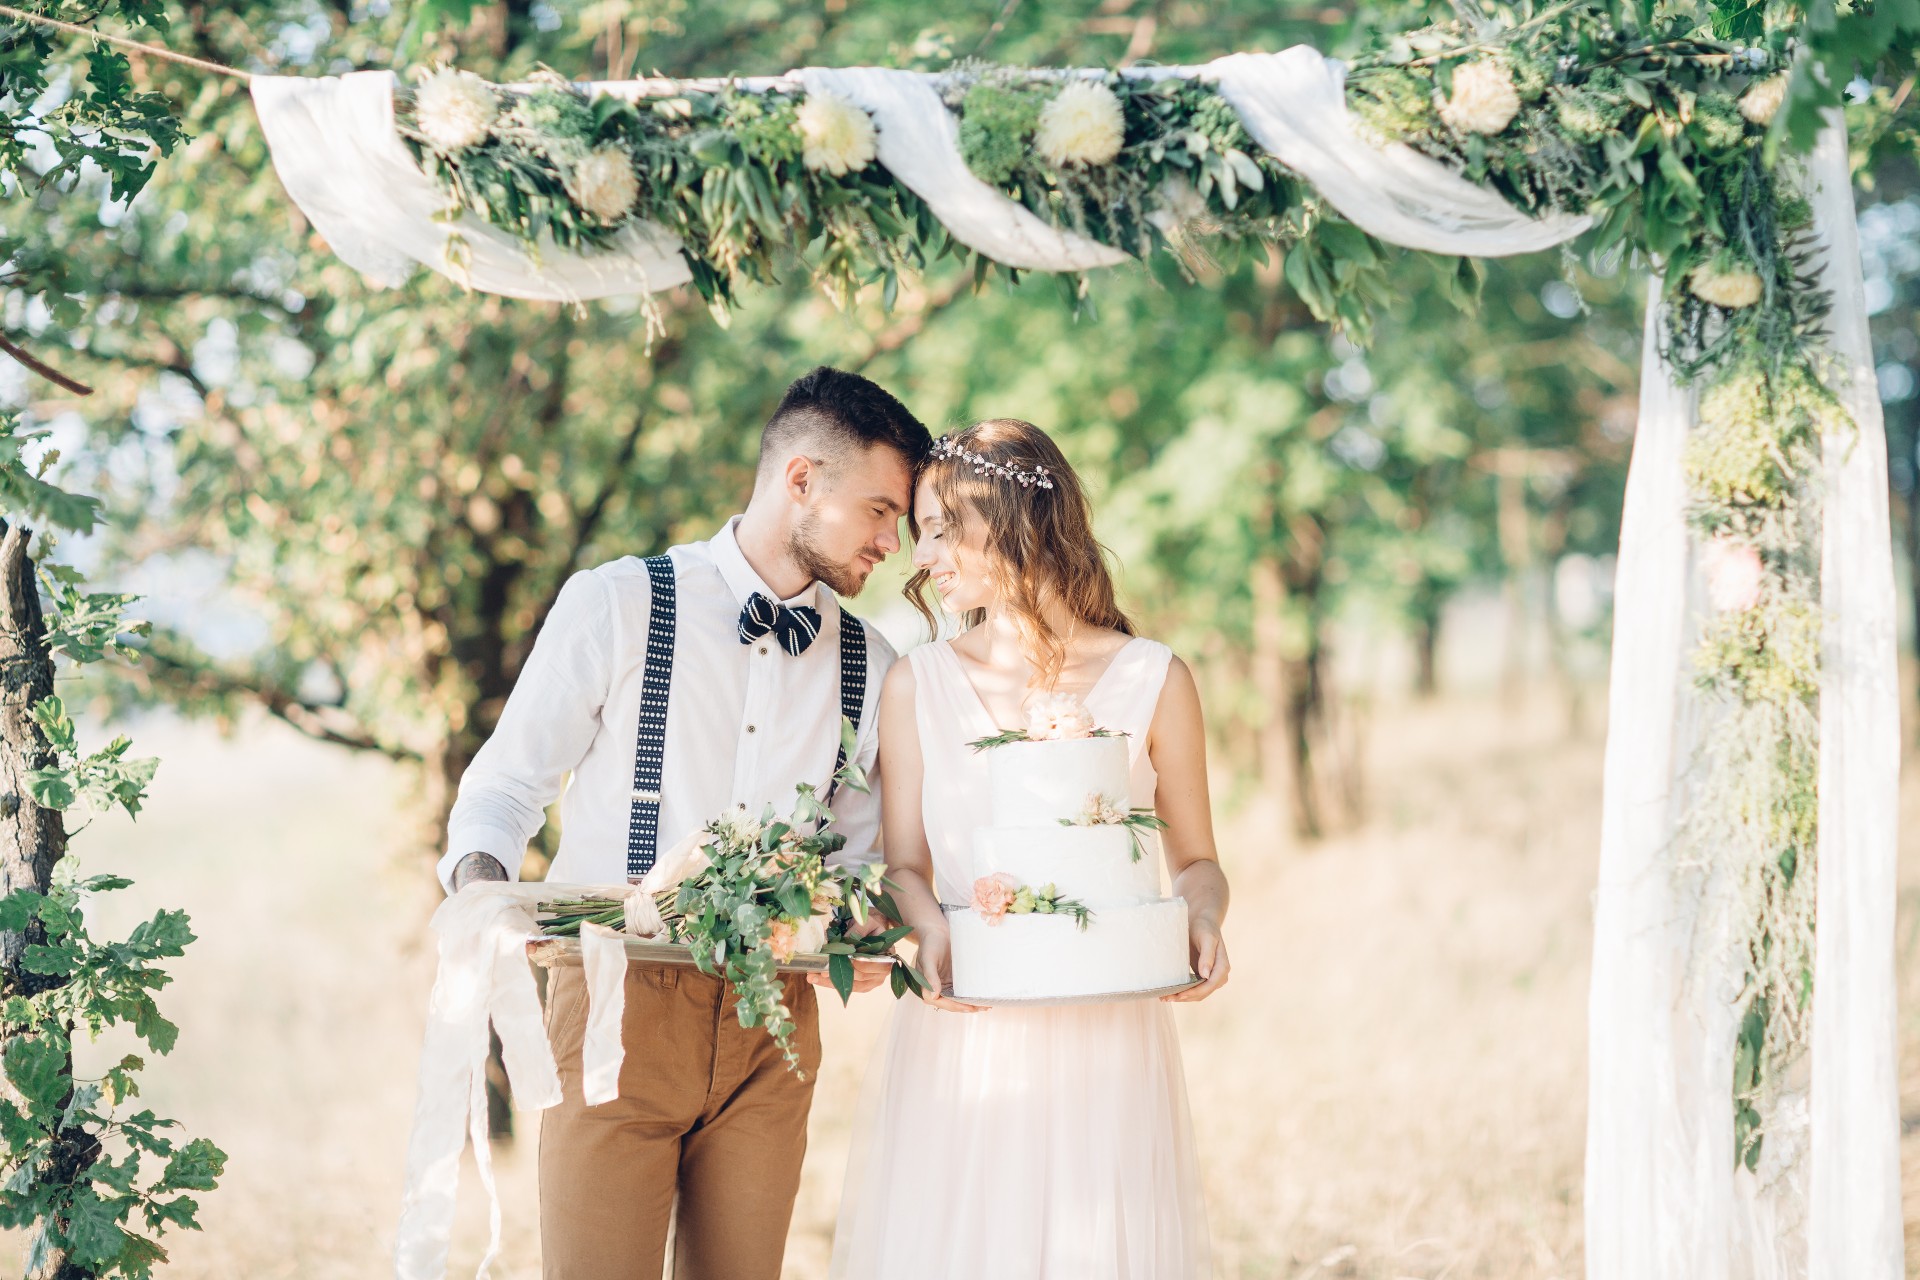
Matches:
[710,515,825,612]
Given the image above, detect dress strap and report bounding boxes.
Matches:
[1091,638,1174,759]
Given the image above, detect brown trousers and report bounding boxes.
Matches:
[539,961,821,1280]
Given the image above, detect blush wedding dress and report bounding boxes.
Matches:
[829,636,1211,1280]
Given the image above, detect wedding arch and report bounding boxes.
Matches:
[233,12,1898,1280]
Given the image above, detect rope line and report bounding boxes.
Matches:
[0,4,253,81]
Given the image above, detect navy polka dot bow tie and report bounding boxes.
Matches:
[737,592,822,656]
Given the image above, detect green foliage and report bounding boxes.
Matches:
[0,874,221,1278]
[399,72,942,313]
[540,756,926,1075]
[0,410,217,1273]
[0,420,101,535]
[958,80,1044,185]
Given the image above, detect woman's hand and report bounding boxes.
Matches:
[1163,915,1229,1003]
[912,926,984,1013]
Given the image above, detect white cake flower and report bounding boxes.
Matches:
[1071,791,1129,827]
[1436,60,1521,136]
[1689,262,1764,309]
[1035,80,1126,167]
[1026,691,1096,740]
[798,92,878,175]
[1739,74,1790,127]
[414,68,498,153]
[571,145,640,222]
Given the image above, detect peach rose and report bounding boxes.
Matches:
[767,919,799,963]
[1026,692,1095,741]
[971,872,1019,925]
[1702,535,1765,612]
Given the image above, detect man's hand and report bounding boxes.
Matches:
[451,851,508,893]
[806,956,893,995]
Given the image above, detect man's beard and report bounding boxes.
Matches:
[787,512,879,598]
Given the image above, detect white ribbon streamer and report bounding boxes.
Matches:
[393,883,630,1280]
[578,923,630,1106]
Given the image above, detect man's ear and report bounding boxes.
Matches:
[783,453,817,501]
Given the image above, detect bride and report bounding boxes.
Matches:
[831,418,1229,1279]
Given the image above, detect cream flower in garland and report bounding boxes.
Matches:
[571,145,640,223]
[797,92,878,175]
[1689,262,1765,309]
[1436,60,1521,136]
[1034,80,1126,167]
[414,68,498,153]
[1739,74,1790,127]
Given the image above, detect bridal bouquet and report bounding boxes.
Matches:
[539,739,925,1074]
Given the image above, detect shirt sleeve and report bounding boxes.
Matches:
[825,621,897,871]
[438,568,623,892]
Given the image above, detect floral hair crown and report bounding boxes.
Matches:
[929,434,1056,490]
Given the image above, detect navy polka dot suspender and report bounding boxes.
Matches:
[624,555,678,881]
[623,553,870,881]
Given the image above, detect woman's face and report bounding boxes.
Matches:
[910,478,996,614]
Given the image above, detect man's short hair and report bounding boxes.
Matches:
[758,366,932,478]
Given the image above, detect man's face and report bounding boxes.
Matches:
[785,443,913,597]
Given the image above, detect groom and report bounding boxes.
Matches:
[439,366,930,1280]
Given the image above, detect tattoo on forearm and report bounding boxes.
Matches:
[452,851,508,892]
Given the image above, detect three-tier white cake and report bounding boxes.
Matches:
[948,733,1192,1001]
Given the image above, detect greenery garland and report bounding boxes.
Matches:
[397,9,1842,1175]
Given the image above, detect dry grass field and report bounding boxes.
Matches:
[26,687,1920,1279]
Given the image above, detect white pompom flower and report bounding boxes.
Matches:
[414,68,498,153]
[1689,262,1765,309]
[1739,74,1790,127]
[1034,80,1126,167]
[1436,60,1521,136]
[571,145,640,222]
[798,92,878,175]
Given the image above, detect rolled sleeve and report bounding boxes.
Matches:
[439,569,622,892]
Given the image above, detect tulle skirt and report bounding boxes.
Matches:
[830,995,1210,1280]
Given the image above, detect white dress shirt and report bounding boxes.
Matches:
[439,516,897,891]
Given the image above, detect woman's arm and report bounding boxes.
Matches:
[1148,655,1231,1002]
[877,660,981,1012]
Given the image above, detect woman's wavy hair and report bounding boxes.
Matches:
[906,418,1133,688]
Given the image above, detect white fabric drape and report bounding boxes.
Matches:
[250,72,691,302]
[1582,123,1903,1280]
[1202,49,1593,255]
[249,45,1586,299]
[271,46,1899,1280]
[1805,120,1903,1280]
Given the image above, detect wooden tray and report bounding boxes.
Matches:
[938,976,1203,1007]
[527,935,892,975]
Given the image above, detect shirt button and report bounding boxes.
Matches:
[758,646,768,655]
[746,724,757,734]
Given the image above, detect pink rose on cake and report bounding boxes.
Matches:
[972,872,1020,924]
[1026,692,1095,741]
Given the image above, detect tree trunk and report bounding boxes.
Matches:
[0,522,98,1280]
[1494,462,1531,708]
[0,523,64,964]
[1411,578,1444,699]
